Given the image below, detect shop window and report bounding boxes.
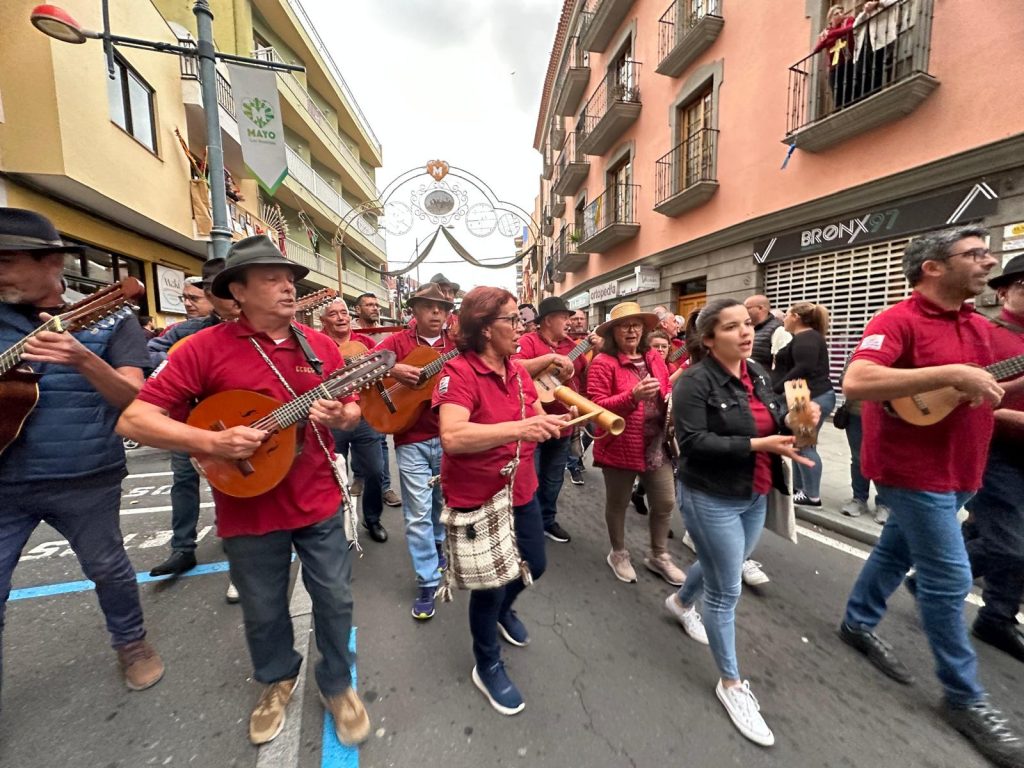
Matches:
[62,241,145,300]
[106,54,157,153]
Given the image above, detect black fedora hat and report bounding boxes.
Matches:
[406,282,455,310]
[428,272,461,294]
[211,235,309,299]
[989,254,1024,289]
[0,208,83,255]
[201,257,226,289]
[537,295,573,321]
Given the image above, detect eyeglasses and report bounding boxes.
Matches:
[616,322,644,332]
[946,247,993,263]
[494,313,525,327]
[180,293,203,303]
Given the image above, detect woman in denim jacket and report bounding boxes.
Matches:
[665,298,817,747]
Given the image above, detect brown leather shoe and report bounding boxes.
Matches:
[320,687,371,746]
[117,639,165,691]
[249,677,298,745]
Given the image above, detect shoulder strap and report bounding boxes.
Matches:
[290,323,323,376]
[992,316,1024,335]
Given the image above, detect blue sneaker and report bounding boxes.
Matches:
[411,586,435,620]
[497,610,529,647]
[436,542,447,573]
[472,661,525,715]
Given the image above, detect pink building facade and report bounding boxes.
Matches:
[531,0,1024,382]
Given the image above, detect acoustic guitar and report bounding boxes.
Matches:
[186,349,396,498]
[533,337,592,404]
[886,353,1024,426]
[360,346,461,434]
[0,277,145,456]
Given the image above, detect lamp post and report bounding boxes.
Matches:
[30,1,304,261]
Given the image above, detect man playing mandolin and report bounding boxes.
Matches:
[837,226,1024,768]
[117,236,372,748]
[0,208,164,703]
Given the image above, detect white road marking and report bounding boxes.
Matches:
[125,471,173,479]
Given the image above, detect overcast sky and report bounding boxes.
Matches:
[302,0,563,296]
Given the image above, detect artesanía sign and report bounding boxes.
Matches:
[753,183,999,264]
[228,64,287,194]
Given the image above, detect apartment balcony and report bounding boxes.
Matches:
[577,62,642,156]
[550,114,566,148]
[179,48,241,153]
[783,0,937,152]
[284,236,336,279]
[553,223,589,273]
[552,36,591,117]
[654,128,719,217]
[580,183,639,252]
[579,0,635,53]
[541,205,554,237]
[552,132,590,197]
[541,142,554,181]
[655,0,724,78]
[551,189,566,218]
[343,268,392,311]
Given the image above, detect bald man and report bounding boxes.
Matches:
[744,295,791,369]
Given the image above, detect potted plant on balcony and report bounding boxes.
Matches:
[569,230,581,244]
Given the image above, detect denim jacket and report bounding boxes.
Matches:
[673,356,788,499]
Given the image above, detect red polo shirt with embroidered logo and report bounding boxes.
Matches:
[137,317,354,537]
[853,292,995,493]
[375,328,457,446]
[433,351,540,509]
[513,331,587,416]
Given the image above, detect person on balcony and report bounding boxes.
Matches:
[814,5,856,111]
[852,0,900,101]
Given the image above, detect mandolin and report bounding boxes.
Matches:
[360,346,461,434]
[0,278,145,457]
[186,349,396,498]
[533,337,593,404]
[886,353,1024,426]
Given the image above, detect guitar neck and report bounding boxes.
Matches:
[266,371,357,429]
[567,338,592,363]
[989,353,1024,382]
[419,347,461,380]
[0,316,62,377]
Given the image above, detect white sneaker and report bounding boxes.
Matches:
[873,504,891,525]
[741,560,770,586]
[841,498,869,517]
[716,679,775,746]
[664,594,709,644]
[226,581,240,604]
[682,530,697,554]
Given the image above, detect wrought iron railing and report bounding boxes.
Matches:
[582,183,638,241]
[655,127,718,205]
[555,131,587,180]
[553,222,585,265]
[657,0,721,66]
[577,60,642,140]
[785,0,932,135]
[553,34,588,95]
[179,48,236,116]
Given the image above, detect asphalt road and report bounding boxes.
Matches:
[2,445,1021,768]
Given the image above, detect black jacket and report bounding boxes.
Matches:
[751,315,782,369]
[772,329,833,397]
[673,356,789,499]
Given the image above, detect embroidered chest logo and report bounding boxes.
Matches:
[295,365,317,375]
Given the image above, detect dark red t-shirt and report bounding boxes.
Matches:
[512,331,587,416]
[138,317,353,537]
[376,328,457,446]
[433,351,540,508]
[853,292,995,493]
[740,362,775,495]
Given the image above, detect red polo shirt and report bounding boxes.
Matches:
[853,292,995,493]
[513,331,587,416]
[376,328,456,446]
[138,317,353,537]
[433,351,540,508]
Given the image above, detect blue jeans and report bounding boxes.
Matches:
[222,510,354,695]
[676,484,766,681]
[844,412,872,502]
[0,471,146,701]
[566,430,593,473]
[469,496,546,668]
[170,450,201,552]
[843,485,984,707]
[534,434,571,529]
[396,438,444,587]
[332,419,383,526]
[793,390,836,499]
[353,433,391,492]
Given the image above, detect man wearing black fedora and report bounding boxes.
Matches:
[512,295,581,543]
[0,207,165,700]
[963,253,1024,662]
[119,235,371,747]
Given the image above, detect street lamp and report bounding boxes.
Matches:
[30,0,304,261]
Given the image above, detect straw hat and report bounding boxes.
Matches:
[595,301,660,336]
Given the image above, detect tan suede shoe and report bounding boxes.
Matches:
[249,677,297,745]
[320,687,371,746]
[116,639,165,691]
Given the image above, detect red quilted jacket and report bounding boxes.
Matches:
[587,349,671,472]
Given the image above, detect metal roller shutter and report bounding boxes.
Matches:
[763,239,911,395]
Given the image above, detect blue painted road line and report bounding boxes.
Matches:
[9,560,231,601]
[321,627,360,768]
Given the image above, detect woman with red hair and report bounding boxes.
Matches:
[434,286,568,715]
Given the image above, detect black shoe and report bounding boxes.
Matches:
[363,522,388,543]
[544,522,571,543]
[974,619,1024,663]
[149,551,197,577]
[631,491,648,516]
[945,701,1024,768]
[568,467,584,486]
[793,491,822,507]
[838,622,914,684]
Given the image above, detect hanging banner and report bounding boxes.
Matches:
[228,64,287,194]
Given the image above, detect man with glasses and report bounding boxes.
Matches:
[962,254,1024,664]
[181,276,213,320]
[838,226,1024,768]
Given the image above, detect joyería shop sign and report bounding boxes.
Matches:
[228,64,287,194]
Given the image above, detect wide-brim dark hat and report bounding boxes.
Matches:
[537,295,573,321]
[211,235,308,299]
[428,272,460,294]
[0,207,83,254]
[989,254,1024,289]
[406,282,455,309]
[201,257,227,289]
